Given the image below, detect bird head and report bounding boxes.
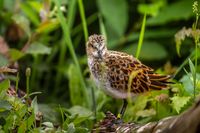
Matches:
[86,34,107,59]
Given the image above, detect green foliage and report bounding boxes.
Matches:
[124,41,167,61]
[67,64,87,106]
[0,79,9,93]
[138,0,166,16]
[25,42,51,55]
[147,0,193,26]
[0,54,8,67]
[97,0,128,39]
[180,73,200,95]
[9,49,24,62]
[0,0,200,132]
[171,96,191,113]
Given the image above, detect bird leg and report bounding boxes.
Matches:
[117,99,128,119]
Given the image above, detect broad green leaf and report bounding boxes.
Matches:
[0,100,12,112]
[155,102,172,120]
[68,106,93,124]
[97,0,128,37]
[180,73,200,95]
[0,79,10,93]
[20,2,40,26]
[136,108,156,117]
[124,95,149,120]
[38,104,60,123]
[67,123,75,133]
[138,0,166,16]
[18,113,35,132]
[0,54,8,67]
[12,14,31,37]
[36,19,60,34]
[42,122,54,128]
[171,96,191,113]
[9,49,25,61]
[28,1,43,13]
[123,41,167,61]
[31,97,39,118]
[146,0,193,26]
[109,29,176,49]
[25,42,51,55]
[68,106,93,117]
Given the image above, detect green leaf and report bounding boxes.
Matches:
[67,64,87,106]
[18,113,35,132]
[12,14,31,37]
[42,122,54,128]
[0,79,10,93]
[28,1,43,13]
[171,96,191,113]
[75,127,89,133]
[38,104,60,123]
[123,41,167,61]
[0,100,12,112]
[97,0,128,37]
[125,95,149,120]
[67,123,75,133]
[20,2,40,26]
[146,0,193,26]
[155,102,172,120]
[136,108,156,117]
[68,106,93,124]
[9,49,25,61]
[138,0,166,16]
[180,73,200,95]
[68,106,92,117]
[31,97,39,118]
[188,59,195,77]
[25,42,51,55]
[36,19,60,34]
[0,54,9,67]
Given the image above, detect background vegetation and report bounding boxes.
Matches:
[0,0,200,132]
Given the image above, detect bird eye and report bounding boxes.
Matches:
[89,43,94,48]
[91,45,95,48]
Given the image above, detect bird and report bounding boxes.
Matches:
[86,34,172,119]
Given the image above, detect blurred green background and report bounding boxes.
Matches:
[0,0,200,131]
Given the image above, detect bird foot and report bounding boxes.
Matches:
[112,118,124,124]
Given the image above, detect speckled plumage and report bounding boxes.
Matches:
[86,34,171,99]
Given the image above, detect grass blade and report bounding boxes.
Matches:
[136,13,146,59]
[99,14,107,38]
[78,0,88,41]
[54,0,89,107]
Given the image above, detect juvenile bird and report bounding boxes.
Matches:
[86,34,171,118]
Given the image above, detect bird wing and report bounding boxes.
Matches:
[106,51,171,94]
[128,58,171,93]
